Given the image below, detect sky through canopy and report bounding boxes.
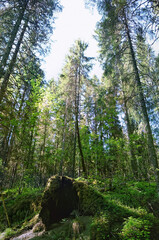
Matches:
[41,0,103,81]
[41,0,159,82]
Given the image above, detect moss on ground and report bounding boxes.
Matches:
[0,188,42,232]
[73,179,105,215]
[36,178,159,239]
[1,178,159,239]
[31,216,92,240]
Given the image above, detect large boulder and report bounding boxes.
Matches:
[39,176,105,230]
[39,176,78,229]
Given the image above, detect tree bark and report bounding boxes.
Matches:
[72,69,87,178]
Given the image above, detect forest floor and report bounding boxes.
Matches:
[0,178,159,239]
[11,229,39,240]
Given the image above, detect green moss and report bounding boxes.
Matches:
[32,216,92,240]
[1,178,159,240]
[73,180,105,215]
[39,176,79,229]
[104,181,158,210]
[0,188,42,231]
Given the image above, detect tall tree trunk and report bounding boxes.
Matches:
[77,68,87,178]
[123,10,159,193]
[0,17,29,103]
[0,0,29,78]
[116,51,139,179]
[72,73,78,178]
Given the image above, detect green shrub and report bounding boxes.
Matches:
[120,216,152,240]
[90,213,110,240]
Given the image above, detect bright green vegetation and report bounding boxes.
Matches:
[0,188,42,232]
[0,180,159,239]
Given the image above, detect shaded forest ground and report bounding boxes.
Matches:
[1,178,159,240]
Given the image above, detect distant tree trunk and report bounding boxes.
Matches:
[76,70,87,178]
[72,129,77,178]
[123,92,138,179]
[76,118,87,177]
[27,124,35,168]
[39,120,47,185]
[1,82,27,170]
[72,73,78,178]
[94,99,98,176]
[0,0,29,78]
[10,162,18,188]
[123,10,159,193]
[59,100,68,176]
[72,71,87,178]
[1,133,10,167]
[59,125,66,176]
[0,17,29,103]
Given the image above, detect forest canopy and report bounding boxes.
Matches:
[0,0,159,191]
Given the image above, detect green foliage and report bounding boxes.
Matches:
[0,158,4,186]
[105,181,158,210]
[90,213,110,240]
[120,217,152,240]
[32,216,92,240]
[0,228,16,240]
[0,188,42,231]
[1,179,159,239]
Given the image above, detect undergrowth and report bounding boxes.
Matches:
[0,187,43,232]
[0,179,159,239]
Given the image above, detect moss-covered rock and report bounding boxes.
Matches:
[39,176,78,230]
[39,176,105,230]
[74,180,105,215]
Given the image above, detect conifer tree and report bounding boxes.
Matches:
[0,0,61,103]
[87,0,159,191]
[58,40,92,177]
